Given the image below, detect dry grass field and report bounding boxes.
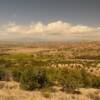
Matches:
[0,81,100,100]
[0,41,100,100]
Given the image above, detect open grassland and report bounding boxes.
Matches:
[0,41,100,100]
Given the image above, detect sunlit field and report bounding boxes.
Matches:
[0,42,100,100]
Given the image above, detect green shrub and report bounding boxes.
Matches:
[0,68,5,81]
[80,69,100,88]
[36,69,50,88]
[20,67,38,90]
[20,67,50,90]
[12,67,23,82]
[44,68,60,85]
[0,68,11,81]
[81,69,92,87]
[59,68,98,93]
[60,69,83,93]
[91,76,100,88]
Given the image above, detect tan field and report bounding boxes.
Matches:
[0,41,100,100]
[0,81,100,100]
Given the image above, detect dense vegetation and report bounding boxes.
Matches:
[0,65,100,93]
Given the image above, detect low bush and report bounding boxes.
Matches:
[91,76,100,88]
[81,69,92,87]
[0,68,5,81]
[0,68,11,81]
[60,69,83,93]
[12,67,23,82]
[20,67,50,90]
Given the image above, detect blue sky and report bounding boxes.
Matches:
[0,0,100,26]
[0,0,100,41]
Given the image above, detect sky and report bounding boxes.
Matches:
[0,0,100,41]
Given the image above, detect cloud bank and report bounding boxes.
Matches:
[0,21,100,41]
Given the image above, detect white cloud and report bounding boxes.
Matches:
[70,25,94,33]
[2,21,97,34]
[0,21,100,41]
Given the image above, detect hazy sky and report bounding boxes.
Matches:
[0,0,100,41]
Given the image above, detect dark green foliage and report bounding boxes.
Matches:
[91,76,100,88]
[80,69,92,87]
[36,70,50,88]
[59,68,100,93]
[81,69,100,88]
[20,67,39,90]
[0,68,5,81]
[20,67,50,90]
[0,68,11,81]
[12,67,22,82]
[60,69,83,93]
